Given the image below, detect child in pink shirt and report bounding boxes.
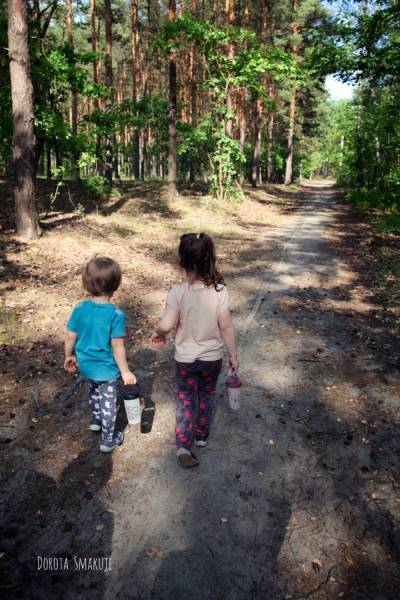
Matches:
[151,233,238,468]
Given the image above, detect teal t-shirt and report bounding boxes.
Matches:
[66,300,125,382]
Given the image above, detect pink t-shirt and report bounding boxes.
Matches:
[166,280,231,363]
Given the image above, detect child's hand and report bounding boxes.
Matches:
[151,330,166,349]
[122,370,137,385]
[229,355,239,372]
[64,356,78,374]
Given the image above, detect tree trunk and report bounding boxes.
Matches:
[266,85,275,182]
[284,0,299,186]
[238,0,249,186]
[189,0,197,183]
[284,86,296,185]
[91,0,99,92]
[131,0,140,180]
[67,0,79,181]
[225,0,235,138]
[251,2,267,187]
[104,0,113,185]
[339,134,344,179]
[7,0,41,238]
[252,98,262,187]
[168,0,177,195]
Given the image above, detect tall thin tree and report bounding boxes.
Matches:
[7,0,41,238]
[131,0,140,179]
[284,0,299,186]
[67,0,79,181]
[168,0,178,195]
[104,0,113,184]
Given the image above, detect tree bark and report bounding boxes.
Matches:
[91,0,99,91]
[251,1,267,187]
[266,83,275,182]
[7,0,41,238]
[189,0,197,183]
[67,0,79,181]
[168,0,177,195]
[131,0,140,179]
[252,98,263,187]
[239,0,249,178]
[104,0,113,184]
[284,0,299,186]
[284,85,296,185]
[225,0,235,138]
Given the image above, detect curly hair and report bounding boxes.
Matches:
[179,233,225,290]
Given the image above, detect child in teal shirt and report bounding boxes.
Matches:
[65,256,136,452]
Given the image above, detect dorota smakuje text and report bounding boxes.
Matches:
[37,556,112,572]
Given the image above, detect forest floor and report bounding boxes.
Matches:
[0,178,400,599]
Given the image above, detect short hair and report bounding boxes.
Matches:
[82,256,122,297]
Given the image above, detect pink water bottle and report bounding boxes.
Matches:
[226,368,241,410]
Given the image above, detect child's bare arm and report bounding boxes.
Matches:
[111,337,137,384]
[64,330,78,373]
[151,304,179,348]
[218,309,238,371]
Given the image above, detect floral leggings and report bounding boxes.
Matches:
[175,359,222,449]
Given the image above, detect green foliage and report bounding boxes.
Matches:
[347,189,400,213]
[82,175,109,199]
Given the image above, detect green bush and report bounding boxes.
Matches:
[347,188,400,212]
[82,175,108,198]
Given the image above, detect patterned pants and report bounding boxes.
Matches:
[175,359,222,449]
[88,380,118,443]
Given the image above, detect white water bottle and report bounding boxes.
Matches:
[226,369,242,411]
[123,384,141,425]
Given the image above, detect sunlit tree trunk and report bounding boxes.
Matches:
[131,0,140,179]
[252,1,267,187]
[284,0,299,186]
[104,0,113,184]
[189,0,197,183]
[238,0,249,186]
[284,85,296,185]
[266,84,275,182]
[7,0,41,238]
[67,0,79,181]
[225,0,235,138]
[168,0,177,195]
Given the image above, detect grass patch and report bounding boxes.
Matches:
[0,308,28,344]
[348,188,400,212]
[373,214,400,234]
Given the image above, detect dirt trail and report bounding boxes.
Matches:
[2,183,400,599]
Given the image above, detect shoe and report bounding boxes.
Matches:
[194,437,208,448]
[177,447,199,468]
[100,431,124,453]
[89,420,101,432]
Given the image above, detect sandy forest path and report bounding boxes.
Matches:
[3,183,400,599]
[104,183,400,599]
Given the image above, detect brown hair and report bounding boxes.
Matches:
[82,256,122,297]
[179,233,224,290]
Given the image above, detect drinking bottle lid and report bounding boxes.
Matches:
[122,383,140,399]
[226,372,242,388]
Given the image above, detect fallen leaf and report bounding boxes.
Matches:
[312,559,322,571]
[203,520,211,529]
[145,547,164,558]
[220,517,229,523]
